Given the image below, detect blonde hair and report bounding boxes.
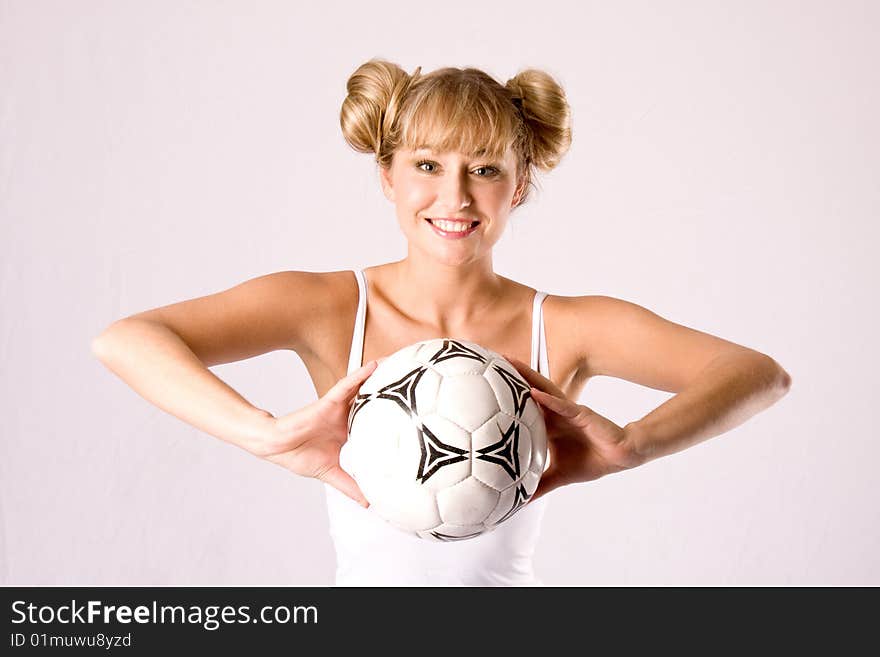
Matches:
[340,59,572,208]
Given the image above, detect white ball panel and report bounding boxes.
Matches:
[415,413,471,452]
[485,483,520,525]
[414,339,448,365]
[360,347,422,395]
[427,357,486,377]
[345,400,404,479]
[435,374,499,432]
[436,476,500,525]
[356,469,394,509]
[392,419,427,479]
[482,359,526,416]
[515,421,533,476]
[520,469,541,498]
[369,478,441,532]
[412,367,441,416]
[521,396,543,430]
[339,440,357,478]
[527,414,548,475]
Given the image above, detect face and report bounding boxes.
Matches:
[379,145,525,265]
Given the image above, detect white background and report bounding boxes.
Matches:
[1,0,877,585]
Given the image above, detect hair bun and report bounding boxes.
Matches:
[505,70,572,171]
[340,59,420,157]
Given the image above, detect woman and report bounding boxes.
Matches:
[92,59,792,586]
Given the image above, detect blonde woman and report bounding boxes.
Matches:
[92,59,792,586]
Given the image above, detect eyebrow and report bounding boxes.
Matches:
[412,145,492,158]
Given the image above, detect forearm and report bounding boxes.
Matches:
[92,319,274,454]
[623,352,792,465]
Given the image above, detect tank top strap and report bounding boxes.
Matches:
[530,291,550,378]
[349,270,548,378]
[347,269,367,375]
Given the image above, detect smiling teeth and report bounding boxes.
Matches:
[431,219,473,232]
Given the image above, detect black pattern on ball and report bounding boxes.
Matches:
[348,392,371,433]
[493,363,531,417]
[428,339,487,366]
[377,366,428,417]
[416,423,469,483]
[493,483,532,525]
[475,417,521,481]
[430,529,485,542]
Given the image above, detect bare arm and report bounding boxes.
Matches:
[623,350,791,465]
[92,319,275,455]
[91,271,330,456]
[506,296,793,498]
[573,295,792,464]
[507,348,790,500]
[92,269,397,506]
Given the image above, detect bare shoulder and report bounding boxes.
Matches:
[252,269,358,357]
[124,269,356,366]
[544,294,759,393]
[294,268,359,352]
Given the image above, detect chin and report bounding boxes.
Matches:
[432,247,487,267]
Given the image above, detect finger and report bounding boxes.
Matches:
[501,353,566,398]
[321,464,370,508]
[324,360,379,405]
[529,387,585,420]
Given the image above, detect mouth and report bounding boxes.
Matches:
[425,218,480,239]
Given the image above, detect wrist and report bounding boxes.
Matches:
[622,420,653,468]
[238,407,278,457]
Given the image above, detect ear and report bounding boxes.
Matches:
[379,164,395,202]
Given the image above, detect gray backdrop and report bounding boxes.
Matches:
[2,0,877,585]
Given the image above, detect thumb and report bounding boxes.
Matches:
[324,359,379,405]
[321,463,370,509]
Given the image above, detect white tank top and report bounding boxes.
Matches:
[323,269,551,586]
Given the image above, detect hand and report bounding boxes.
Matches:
[502,354,642,501]
[259,359,383,508]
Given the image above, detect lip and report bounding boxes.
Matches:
[425,218,480,239]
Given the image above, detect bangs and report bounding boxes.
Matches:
[396,80,523,162]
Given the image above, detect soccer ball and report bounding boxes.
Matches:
[342,338,548,541]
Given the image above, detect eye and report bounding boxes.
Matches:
[415,160,500,177]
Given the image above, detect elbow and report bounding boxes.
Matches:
[91,321,126,361]
[742,351,792,400]
[778,366,793,393]
[764,356,792,399]
[777,370,793,405]
[91,333,114,362]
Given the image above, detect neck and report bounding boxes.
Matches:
[385,253,505,333]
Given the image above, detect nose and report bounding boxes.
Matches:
[436,170,472,211]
